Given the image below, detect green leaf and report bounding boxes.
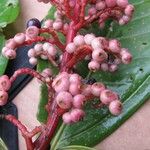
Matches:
[0,138,8,150]
[0,0,20,28]
[57,145,96,150]
[51,0,150,149]
[0,33,8,75]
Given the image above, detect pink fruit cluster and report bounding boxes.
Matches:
[2,27,39,59]
[28,43,57,65]
[0,0,135,149]
[66,34,132,72]
[51,72,122,124]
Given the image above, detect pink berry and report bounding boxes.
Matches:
[114,58,121,65]
[62,112,72,124]
[56,91,73,109]
[69,83,81,96]
[4,49,16,59]
[0,75,11,91]
[70,109,85,123]
[109,100,123,115]
[73,35,85,46]
[117,0,128,8]
[5,39,17,49]
[52,72,70,92]
[69,0,75,7]
[91,38,102,49]
[119,18,126,25]
[120,48,132,64]
[73,94,86,108]
[28,48,36,57]
[88,7,97,16]
[100,89,119,104]
[53,20,63,30]
[0,90,8,106]
[105,0,117,7]
[119,15,130,25]
[34,43,43,53]
[96,1,106,10]
[92,49,108,62]
[43,43,57,56]
[88,60,100,71]
[109,64,118,72]
[109,39,121,53]
[84,34,95,45]
[2,47,9,56]
[66,43,76,53]
[63,23,69,32]
[69,74,81,83]
[43,19,53,28]
[125,4,134,16]
[81,85,92,97]
[29,57,38,65]
[91,82,105,97]
[101,63,109,72]
[26,26,39,39]
[14,33,26,44]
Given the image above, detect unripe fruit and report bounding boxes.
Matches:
[84,34,95,45]
[66,43,76,53]
[73,35,85,46]
[29,57,38,65]
[26,26,39,39]
[14,33,26,45]
[0,75,11,91]
[62,112,72,124]
[109,100,123,115]
[88,60,100,71]
[70,109,85,122]
[56,91,73,109]
[52,72,70,92]
[117,0,128,8]
[73,94,86,108]
[100,89,119,104]
[0,90,8,106]
[91,82,105,97]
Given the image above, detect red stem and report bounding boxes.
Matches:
[10,68,51,86]
[34,102,65,150]
[4,115,35,150]
[61,21,77,72]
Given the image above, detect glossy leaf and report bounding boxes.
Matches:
[0,138,8,150]
[0,34,8,75]
[0,0,19,28]
[57,145,96,150]
[51,0,150,149]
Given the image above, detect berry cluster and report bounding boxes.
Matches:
[0,0,135,150]
[52,72,122,124]
[66,34,132,72]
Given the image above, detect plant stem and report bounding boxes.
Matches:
[51,123,66,150]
